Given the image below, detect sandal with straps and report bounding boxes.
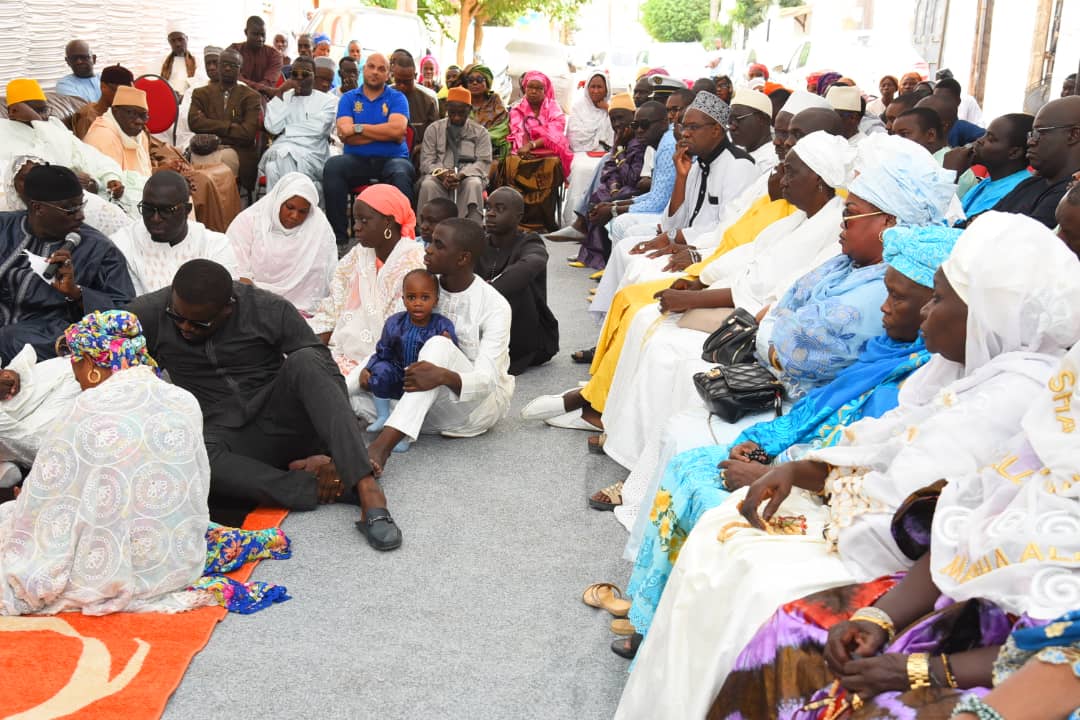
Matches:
[571,347,596,364]
[588,481,622,511]
[587,433,606,455]
[581,582,631,618]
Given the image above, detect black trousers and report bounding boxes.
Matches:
[203,347,373,511]
[504,285,560,376]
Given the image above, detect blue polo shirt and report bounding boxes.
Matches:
[337,85,410,158]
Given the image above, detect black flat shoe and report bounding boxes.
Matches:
[357,508,402,551]
[611,633,642,659]
[572,347,596,364]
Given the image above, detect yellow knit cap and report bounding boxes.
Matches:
[6,78,46,106]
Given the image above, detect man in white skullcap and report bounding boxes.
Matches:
[171,46,222,153]
[727,88,776,171]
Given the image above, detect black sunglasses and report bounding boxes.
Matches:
[138,201,187,218]
[165,297,234,330]
[630,119,654,131]
[466,75,487,85]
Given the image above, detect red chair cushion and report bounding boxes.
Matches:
[134,75,179,134]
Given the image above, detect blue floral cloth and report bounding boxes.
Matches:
[188,523,293,614]
[764,255,888,399]
[626,334,930,637]
[882,225,964,288]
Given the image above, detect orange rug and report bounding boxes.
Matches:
[0,508,288,720]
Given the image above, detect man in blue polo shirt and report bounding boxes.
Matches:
[323,52,415,245]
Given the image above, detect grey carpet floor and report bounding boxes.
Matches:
[162,239,634,720]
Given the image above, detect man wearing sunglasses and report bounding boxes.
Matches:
[262,57,338,194]
[110,170,237,295]
[0,164,134,364]
[56,39,101,103]
[126,258,402,551]
[992,96,1080,229]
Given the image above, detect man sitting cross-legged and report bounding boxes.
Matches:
[360,218,513,471]
[110,170,238,295]
[126,259,402,551]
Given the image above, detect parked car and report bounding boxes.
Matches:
[774,32,930,94]
[636,43,710,84]
[303,6,431,63]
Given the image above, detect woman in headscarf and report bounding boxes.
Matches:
[710,299,1080,719]
[614,225,957,659]
[461,64,509,159]
[0,310,291,615]
[309,184,426,379]
[498,71,574,232]
[867,74,899,116]
[225,172,337,317]
[561,72,614,228]
[419,54,441,92]
[901,71,923,95]
[615,212,1080,720]
[816,71,843,96]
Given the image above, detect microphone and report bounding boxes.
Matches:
[43,232,81,281]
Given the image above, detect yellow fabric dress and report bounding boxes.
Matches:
[580,195,796,412]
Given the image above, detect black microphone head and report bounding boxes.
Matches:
[65,232,81,247]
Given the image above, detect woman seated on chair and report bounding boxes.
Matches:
[225,172,337,316]
[498,71,573,233]
[461,64,509,160]
[0,310,290,616]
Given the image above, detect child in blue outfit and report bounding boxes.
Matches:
[361,269,457,451]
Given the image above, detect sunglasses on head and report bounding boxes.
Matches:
[630,119,654,131]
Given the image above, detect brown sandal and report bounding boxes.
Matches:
[587,433,606,455]
[581,582,631,618]
[610,617,636,635]
[588,481,622,511]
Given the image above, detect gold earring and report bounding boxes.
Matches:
[384,225,393,240]
[87,366,102,384]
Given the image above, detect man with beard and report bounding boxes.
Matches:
[417,86,492,222]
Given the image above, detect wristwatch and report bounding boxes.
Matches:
[354,124,364,136]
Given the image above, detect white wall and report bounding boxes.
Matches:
[0,0,310,92]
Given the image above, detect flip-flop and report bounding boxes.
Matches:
[581,582,631,618]
[610,617,636,636]
[587,433,606,455]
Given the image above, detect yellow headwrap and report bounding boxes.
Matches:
[6,78,46,106]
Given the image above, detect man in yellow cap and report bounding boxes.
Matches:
[0,78,135,214]
[83,86,152,174]
[417,85,493,222]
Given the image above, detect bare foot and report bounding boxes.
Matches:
[288,454,333,473]
[367,427,405,476]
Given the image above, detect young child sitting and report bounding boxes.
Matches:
[361,269,458,452]
[418,197,458,246]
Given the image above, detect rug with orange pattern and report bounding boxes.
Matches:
[0,507,287,720]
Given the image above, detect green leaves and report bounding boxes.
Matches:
[641,0,710,42]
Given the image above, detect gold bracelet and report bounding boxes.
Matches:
[907,652,931,689]
[849,607,896,643]
[940,653,958,688]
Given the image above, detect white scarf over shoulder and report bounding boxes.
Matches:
[808,213,1080,581]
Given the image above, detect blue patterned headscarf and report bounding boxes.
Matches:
[882,225,962,288]
[849,133,958,226]
[63,310,160,375]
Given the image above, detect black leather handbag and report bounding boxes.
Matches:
[692,363,783,423]
[700,308,759,364]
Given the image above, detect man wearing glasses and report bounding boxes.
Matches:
[261,57,338,195]
[126,258,402,551]
[992,96,1080,229]
[0,164,133,364]
[110,171,237,295]
[56,40,101,103]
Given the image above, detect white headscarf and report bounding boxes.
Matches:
[848,133,957,226]
[931,342,1080,619]
[226,172,337,315]
[567,72,613,153]
[788,130,856,188]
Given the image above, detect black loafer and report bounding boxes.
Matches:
[611,633,642,659]
[357,508,402,551]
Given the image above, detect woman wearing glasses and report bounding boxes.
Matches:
[460,64,510,160]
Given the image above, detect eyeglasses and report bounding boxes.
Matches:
[165,306,215,329]
[466,75,486,85]
[292,70,313,79]
[114,107,149,121]
[840,210,887,228]
[727,111,756,126]
[37,200,86,216]
[137,201,187,218]
[1028,124,1079,142]
[679,121,718,133]
[629,119,654,131]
